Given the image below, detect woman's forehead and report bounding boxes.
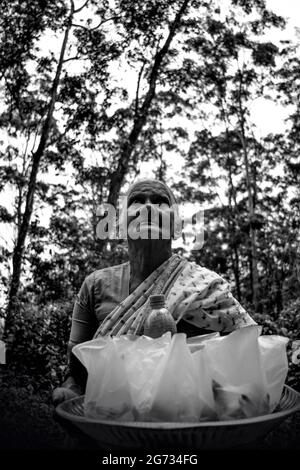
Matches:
[128,181,170,199]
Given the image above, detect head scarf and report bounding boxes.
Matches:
[126,179,177,207]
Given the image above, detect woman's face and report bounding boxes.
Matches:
[126,181,175,240]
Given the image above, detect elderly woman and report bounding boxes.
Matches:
[53,179,256,405]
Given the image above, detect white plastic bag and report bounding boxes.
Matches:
[187,332,220,353]
[203,325,288,419]
[73,334,172,420]
[146,334,204,422]
[73,327,289,422]
[191,347,217,419]
[73,336,134,420]
[122,333,172,418]
[258,335,289,411]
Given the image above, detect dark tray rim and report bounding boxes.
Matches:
[55,384,300,430]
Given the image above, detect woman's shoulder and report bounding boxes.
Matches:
[84,261,130,286]
[183,259,224,280]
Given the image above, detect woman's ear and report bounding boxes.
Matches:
[171,204,183,240]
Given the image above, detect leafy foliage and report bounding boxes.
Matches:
[252,298,300,391]
[7,301,73,389]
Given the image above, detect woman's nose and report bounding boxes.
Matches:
[145,202,152,217]
[144,199,158,219]
[144,198,154,211]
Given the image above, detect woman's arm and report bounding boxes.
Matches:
[53,274,97,405]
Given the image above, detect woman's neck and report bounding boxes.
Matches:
[128,240,172,292]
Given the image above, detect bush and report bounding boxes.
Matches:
[0,368,67,449]
[7,300,73,390]
[253,298,300,391]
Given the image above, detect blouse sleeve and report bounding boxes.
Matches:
[64,274,97,387]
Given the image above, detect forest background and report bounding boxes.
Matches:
[0,0,299,449]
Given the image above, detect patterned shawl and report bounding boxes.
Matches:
[93,254,256,338]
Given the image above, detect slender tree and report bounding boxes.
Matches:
[106,0,191,208]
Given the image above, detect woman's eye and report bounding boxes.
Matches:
[158,203,170,212]
[128,199,143,211]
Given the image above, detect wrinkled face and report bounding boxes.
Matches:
[126,181,175,240]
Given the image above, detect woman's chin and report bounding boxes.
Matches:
[127,223,172,240]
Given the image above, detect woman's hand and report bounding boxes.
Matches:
[52,386,80,406]
[52,375,83,406]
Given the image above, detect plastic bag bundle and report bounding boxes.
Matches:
[73,325,289,422]
[146,334,212,422]
[202,326,289,419]
[73,334,172,420]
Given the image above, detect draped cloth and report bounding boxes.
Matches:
[93,254,186,337]
[93,254,256,339]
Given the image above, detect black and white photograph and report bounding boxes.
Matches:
[0,0,300,460]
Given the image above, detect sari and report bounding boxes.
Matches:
[88,253,256,339]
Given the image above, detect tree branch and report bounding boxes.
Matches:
[30,118,43,156]
[135,62,146,118]
[72,15,122,32]
[71,22,88,30]
[95,16,122,29]
[140,0,189,118]
[63,53,83,63]
[74,0,89,14]
[106,0,190,209]
[22,129,31,162]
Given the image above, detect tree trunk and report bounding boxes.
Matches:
[275,270,283,317]
[107,0,190,209]
[219,95,242,302]
[297,241,300,285]
[226,143,242,301]
[237,73,259,310]
[233,244,241,301]
[4,5,74,336]
[227,168,241,301]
